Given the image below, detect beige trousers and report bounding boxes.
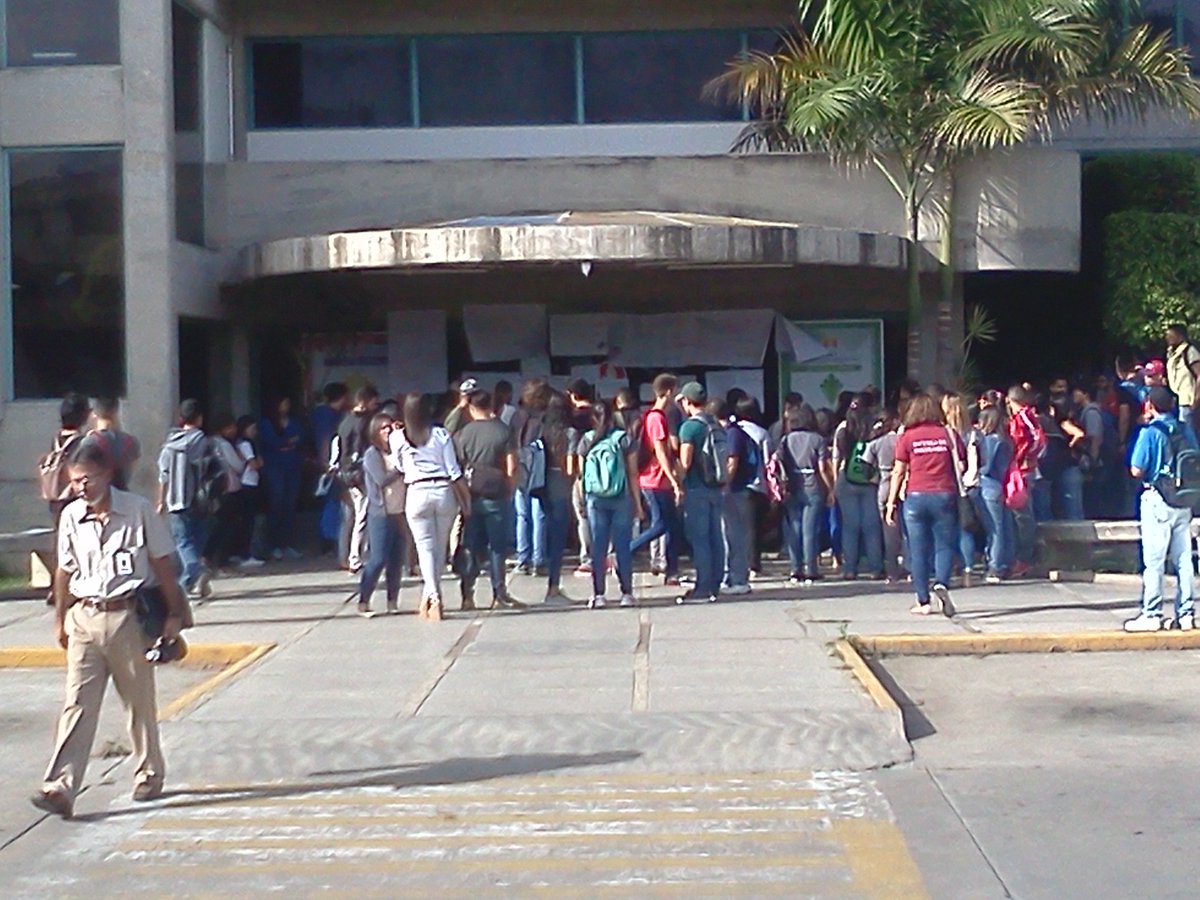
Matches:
[43,605,164,801]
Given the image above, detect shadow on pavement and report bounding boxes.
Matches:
[959,599,1130,621]
[71,750,642,822]
[864,657,936,742]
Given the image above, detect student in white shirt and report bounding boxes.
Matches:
[234,416,265,567]
[389,392,471,621]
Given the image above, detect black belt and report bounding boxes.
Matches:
[409,477,451,485]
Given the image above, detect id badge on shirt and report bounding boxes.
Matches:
[114,550,135,578]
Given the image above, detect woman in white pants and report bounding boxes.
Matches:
[390,392,471,621]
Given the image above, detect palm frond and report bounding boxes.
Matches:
[933,73,1039,154]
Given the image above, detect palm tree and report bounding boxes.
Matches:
[709,0,1200,381]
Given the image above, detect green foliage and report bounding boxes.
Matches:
[1084,153,1200,218]
[1103,210,1200,347]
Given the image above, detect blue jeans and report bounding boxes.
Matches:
[837,477,883,577]
[683,486,725,597]
[1056,467,1084,521]
[903,492,957,604]
[464,497,509,598]
[588,494,634,596]
[629,488,681,576]
[169,510,208,591]
[1139,488,1195,619]
[784,489,824,576]
[1010,496,1037,565]
[542,494,571,588]
[514,487,545,567]
[974,482,1011,576]
[722,490,753,588]
[359,513,403,606]
[265,464,300,552]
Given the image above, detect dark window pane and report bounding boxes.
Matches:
[173,4,204,244]
[9,150,125,399]
[418,34,576,126]
[6,0,119,65]
[173,4,202,133]
[747,27,788,54]
[251,39,411,128]
[583,31,743,123]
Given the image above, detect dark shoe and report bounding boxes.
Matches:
[493,593,528,610]
[132,782,163,802]
[31,789,72,818]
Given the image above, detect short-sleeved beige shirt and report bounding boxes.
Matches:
[56,488,176,601]
[1167,341,1200,408]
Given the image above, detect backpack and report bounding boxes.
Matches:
[583,430,627,499]
[735,423,762,487]
[843,440,877,486]
[193,447,228,515]
[694,415,730,488]
[517,438,547,500]
[336,416,367,490]
[765,444,791,503]
[38,431,83,502]
[1149,420,1200,511]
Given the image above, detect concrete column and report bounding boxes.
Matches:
[230,325,252,416]
[120,0,177,494]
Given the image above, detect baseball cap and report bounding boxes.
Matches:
[678,381,707,404]
[1147,385,1177,413]
[1144,359,1166,377]
[458,378,479,395]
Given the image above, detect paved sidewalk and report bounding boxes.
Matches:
[0,561,1154,894]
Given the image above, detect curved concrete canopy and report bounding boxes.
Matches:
[236,211,908,281]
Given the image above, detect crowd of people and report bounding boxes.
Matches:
[34,321,1200,625]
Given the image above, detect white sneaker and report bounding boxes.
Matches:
[932,583,954,617]
[1123,614,1163,633]
[194,570,213,599]
[723,584,752,596]
[543,590,574,608]
[619,594,637,608]
[238,557,265,570]
[588,595,607,609]
[1179,614,1195,631]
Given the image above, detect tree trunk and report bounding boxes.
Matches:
[937,177,964,385]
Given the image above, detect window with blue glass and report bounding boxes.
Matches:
[252,38,412,128]
[8,149,125,398]
[249,28,785,129]
[418,33,576,126]
[5,0,120,66]
[582,31,745,123]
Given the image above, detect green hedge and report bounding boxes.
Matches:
[1103,210,1200,346]
[1084,153,1200,217]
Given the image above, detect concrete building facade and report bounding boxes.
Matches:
[0,0,1196,531]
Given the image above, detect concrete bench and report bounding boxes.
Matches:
[1036,520,1200,576]
[0,528,54,589]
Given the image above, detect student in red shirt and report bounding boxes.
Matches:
[629,374,684,583]
[886,393,964,617]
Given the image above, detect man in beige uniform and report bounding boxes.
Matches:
[31,440,188,819]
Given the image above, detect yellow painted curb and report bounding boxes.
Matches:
[834,639,901,714]
[0,642,269,669]
[157,643,275,721]
[851,630,1200,657]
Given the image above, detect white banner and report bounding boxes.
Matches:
[388,309,448,395]
[464,304,546,362]
[549,309,774,368]
[782,320,884,408]
[705,368,765,407]
[303,334,389,401]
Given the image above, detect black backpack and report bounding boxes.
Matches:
[1149,420,1200,512]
